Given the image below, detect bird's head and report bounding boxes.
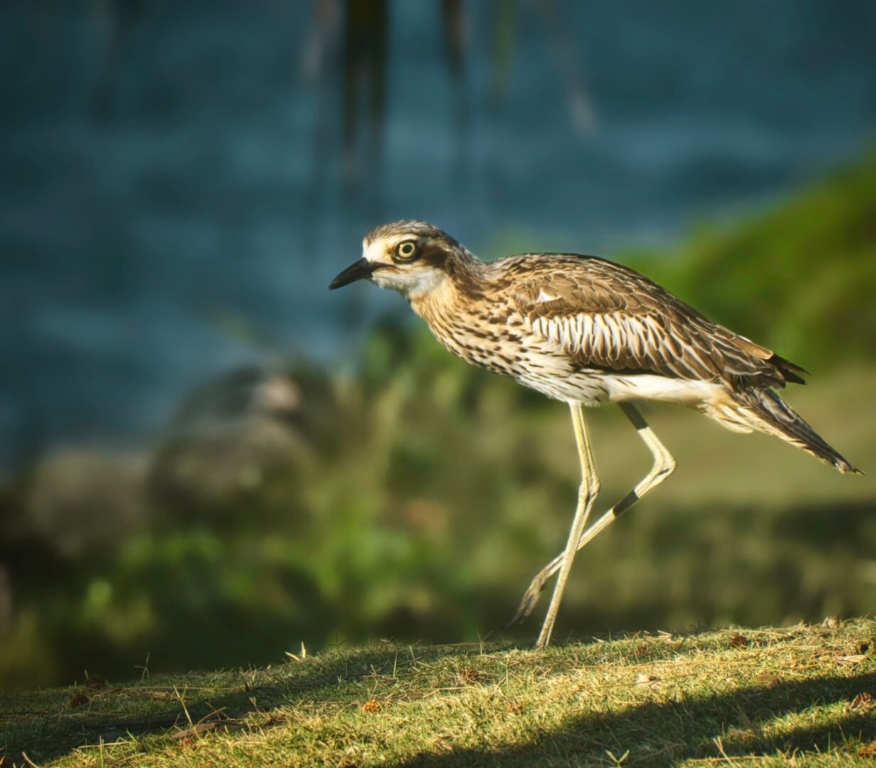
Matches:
[329,220,467,300]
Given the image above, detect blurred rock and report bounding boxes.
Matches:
[23,448,147,558]
[169,367,303,437]
[147,366,333,527]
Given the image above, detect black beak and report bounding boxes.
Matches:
[328,258,379,290]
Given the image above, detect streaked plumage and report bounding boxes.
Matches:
[329,220,860,648]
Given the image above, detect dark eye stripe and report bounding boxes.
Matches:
[417,243,450,268]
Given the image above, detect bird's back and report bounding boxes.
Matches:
[475,252,805,392]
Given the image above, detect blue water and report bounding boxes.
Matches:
[1,0,874,471]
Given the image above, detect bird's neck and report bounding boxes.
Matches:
[408,251,487,326]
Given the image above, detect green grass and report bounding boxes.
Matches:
[3,620,876,766]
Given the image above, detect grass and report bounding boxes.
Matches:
[3,620,875,766]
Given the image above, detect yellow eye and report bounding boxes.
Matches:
[395,241,418,261]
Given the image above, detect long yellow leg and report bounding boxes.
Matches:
[516,402,676,630]
[535,403,600,650]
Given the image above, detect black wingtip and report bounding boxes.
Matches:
[770,353,809,385]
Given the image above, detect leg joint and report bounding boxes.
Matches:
[578,474,601,500]
[658,451,677,478]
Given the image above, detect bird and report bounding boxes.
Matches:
[328,220,860,649]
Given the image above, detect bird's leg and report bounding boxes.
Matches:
[535,403,600,650]
[514,402,676,628]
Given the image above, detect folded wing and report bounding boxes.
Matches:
[507,255,805,389]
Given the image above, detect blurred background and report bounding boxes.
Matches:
[0,0,874,692]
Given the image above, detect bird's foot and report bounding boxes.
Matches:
[506,580,547,628]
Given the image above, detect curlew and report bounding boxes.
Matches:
[329,220,860,649]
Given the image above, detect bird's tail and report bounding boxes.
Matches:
[706,388,861,474]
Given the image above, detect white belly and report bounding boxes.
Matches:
[602,373,724,406]
[514,370,724,408]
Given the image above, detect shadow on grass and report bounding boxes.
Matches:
[5,642,875,765]
[3,643,489,763]
[399,671,876,766]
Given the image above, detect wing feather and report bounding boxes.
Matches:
[500,254,798,388]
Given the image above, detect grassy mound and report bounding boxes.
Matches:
[3,620,876,766]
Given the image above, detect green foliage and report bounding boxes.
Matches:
[624,151,876,366]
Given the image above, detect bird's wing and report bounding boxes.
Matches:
[505,255,795,386]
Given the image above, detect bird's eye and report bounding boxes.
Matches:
[395,241,418,261]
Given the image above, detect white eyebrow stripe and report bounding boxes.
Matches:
[363,239,390,262]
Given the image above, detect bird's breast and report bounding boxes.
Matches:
[414,300,603,401]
